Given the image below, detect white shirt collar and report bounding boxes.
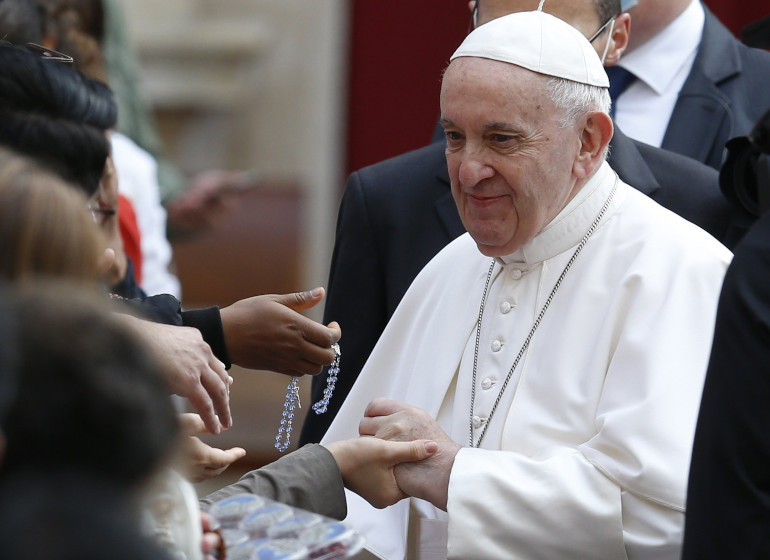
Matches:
[499,161,618,265]
[619,0,704,95]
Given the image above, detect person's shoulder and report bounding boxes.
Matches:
[702,8,770,70]
[634,139,718,181]
[618,183,731,260]
[352,140,447,183]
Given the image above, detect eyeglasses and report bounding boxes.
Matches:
[88,201,116,225]
[0,40,74,64]
[588,17,615,43]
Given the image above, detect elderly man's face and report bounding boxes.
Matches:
[440,58,583,257]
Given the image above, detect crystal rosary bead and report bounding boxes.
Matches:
[274,343,341,452]
[312,343,340,415]
[274,378,300,453]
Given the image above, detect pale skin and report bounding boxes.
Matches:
[117,314,232,435]
[324,436,438,509]
[177,413,246,482]
[358,51,612,510]
[440,58,612,257]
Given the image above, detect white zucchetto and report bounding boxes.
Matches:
[450,10,609,88]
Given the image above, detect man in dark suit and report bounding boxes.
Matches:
[299,0,739,444]
[681,206,770,559]
[615,1,770,169]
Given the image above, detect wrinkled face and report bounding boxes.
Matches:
[440,58,582,257]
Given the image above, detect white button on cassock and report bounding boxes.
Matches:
[491,340,503,352]
[481,378,494,390]
[472,415,486,429]
[500,301,512,314]
[510,269,523,280]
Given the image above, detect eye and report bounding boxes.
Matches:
[490,133,515,144]
[445,130,463,142]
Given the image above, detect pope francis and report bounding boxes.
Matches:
[321,9,732,560]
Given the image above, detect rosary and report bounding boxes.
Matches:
[274,343,340,452]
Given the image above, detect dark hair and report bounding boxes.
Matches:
[0,284,19,428]
[596,0,622,24]
[0,282,179,490]
[0,43,116,196]
[0,0,46,44]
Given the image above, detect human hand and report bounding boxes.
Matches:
[220,287,341,376]
[324,437,437,509]
[165,169,257,234]
[120,316,232,434]
[177,413,246,483]
[358,398,461,511]
[200,511,224,560]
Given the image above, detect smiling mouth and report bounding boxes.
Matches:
[468,194,505,206]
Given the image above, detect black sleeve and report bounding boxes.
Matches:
[181,307,231,370]
[682,211,770,559]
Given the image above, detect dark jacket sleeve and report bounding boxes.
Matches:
[199,444,347,520]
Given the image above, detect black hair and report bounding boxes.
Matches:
[0,43,116,196]
[0,283,19,428]
[0,282,179,490]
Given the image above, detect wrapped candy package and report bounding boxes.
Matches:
[209,493,363,560]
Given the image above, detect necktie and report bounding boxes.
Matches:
[606,65,636,119]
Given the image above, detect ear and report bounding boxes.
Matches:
[468,1,476,14]
[603,13,631,67]
[574,111,613,179]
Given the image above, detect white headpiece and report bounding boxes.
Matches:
[450,10,609,88]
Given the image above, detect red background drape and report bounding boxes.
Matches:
[344,1,770,177]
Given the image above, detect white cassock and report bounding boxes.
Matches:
[321,162,732,560]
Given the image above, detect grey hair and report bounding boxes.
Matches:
[544,76,611,129]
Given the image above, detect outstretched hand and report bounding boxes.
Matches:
[220,287,341,376]
[359,398,461,511]
[324,436,437,509]
[177,413,246,482]
[118,315,232,434]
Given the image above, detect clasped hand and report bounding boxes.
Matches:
[358,398,461,511]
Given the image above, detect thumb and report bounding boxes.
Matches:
[276,287,325,311]
[392,439,438,464]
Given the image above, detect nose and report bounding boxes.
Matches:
[457,152,495,188]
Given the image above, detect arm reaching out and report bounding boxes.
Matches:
[324,437,438,509]
[220,288,341,375]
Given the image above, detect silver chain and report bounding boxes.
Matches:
[469,181,617,448]
[274,343,340,452]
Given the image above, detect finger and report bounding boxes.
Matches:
[326,321,342,343]
[179,413,208,436]
[186,384,222,435]
[204,446,246,470]
[200,362,232,430]
[386,440,438,463]
[364,398,405,418]
[275,287,325,312]
[358,416,383,437]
